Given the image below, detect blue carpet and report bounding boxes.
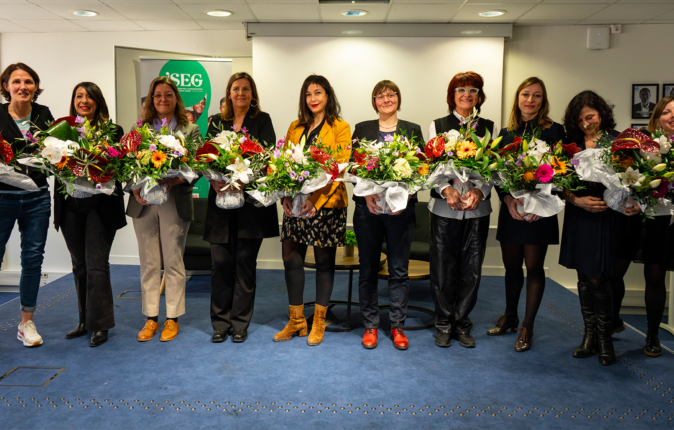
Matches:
[0,292,19,306]
[1,265,674,429]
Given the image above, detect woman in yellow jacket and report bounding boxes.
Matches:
[273,74,351,346]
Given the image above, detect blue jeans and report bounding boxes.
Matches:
[0,190,51,312]
[353,203,415,329]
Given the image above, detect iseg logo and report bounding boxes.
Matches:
[165,72,203,87]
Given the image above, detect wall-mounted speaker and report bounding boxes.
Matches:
[587,27,610,50]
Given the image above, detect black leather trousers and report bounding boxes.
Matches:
[430,213,489,334]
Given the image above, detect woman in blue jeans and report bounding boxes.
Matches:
[0,63,54,347]
[351,80,423,350]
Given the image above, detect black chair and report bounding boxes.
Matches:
[381,201,430,262]
[183,198,211,273]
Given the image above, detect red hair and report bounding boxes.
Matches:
[446,71,486,113]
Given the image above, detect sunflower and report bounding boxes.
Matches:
[456,140,477,159]
[417,163,429,176]
[151,151,167,168]
[55,156,69,170]
[522,169,535,182]
[550,156,567,174]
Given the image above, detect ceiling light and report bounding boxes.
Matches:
[478,10,505,17]
[71,10,98,17]
[341,10,367,17]
[461,30,482,35]
[342,30,363,35]
[206,10,233,17]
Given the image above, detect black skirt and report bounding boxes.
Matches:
[495,201,559,245]
[281,207,347,248]
[616,214,674,271]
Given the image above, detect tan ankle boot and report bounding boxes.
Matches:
[307,304,328,346]
[273,304,308,342]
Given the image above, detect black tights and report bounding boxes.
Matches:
[282,240,337,307]
[501,243,548,330]
[613,258,666,335]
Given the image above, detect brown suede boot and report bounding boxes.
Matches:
[307,304,328,346]
[273,304,308,342]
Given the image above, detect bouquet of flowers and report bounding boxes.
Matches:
[342,132,428,213]
[17,116,119,197]
[574,127,674,216]
[496,132,582,218]
[0,133,40,191]
[193,127,266,209]
[424,109,504,201]
[116,119,199,205]
[246,136,345,216]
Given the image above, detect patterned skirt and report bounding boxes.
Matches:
[281,208,347,248]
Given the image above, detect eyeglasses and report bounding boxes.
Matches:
[375,93,398,101]
[153,93,175,100]
[455,87,480,96]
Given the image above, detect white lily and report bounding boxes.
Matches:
[655,135,671,154]
[211,135,232,151]
[619,167,645,187]
[640,149,662,164]
[227,158,253,184]
[650,179,662,188]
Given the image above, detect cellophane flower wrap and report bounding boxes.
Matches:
[342,132,428,213]
[246,135,346,217]
[116,119,199,205]
[424,109,505,200]
[17,116,119,197]
[496,131,583,218]
[574,127,674,216]
[0,132,39,191]
[193,127,266,209]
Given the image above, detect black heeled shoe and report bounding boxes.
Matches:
[486,314,519,336]
[90,330,108,347]
[644,334,663,357]
[66,323,87,339]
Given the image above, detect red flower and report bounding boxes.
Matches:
[560,142,582,156]
[495,137,522,155]
[653,179,669,199]
[309,146,331,164]
[353,150,367,166]
[195,142,220,162]
[0,134,12,164]
[119,130,142,156]
[611,127,659,154]
[68,149,114,183]
[53,116,78,127]
[322,161,340,180]
[424,136,445,160]
[240,141,265,157]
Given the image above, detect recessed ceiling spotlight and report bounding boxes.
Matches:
[478,10,505,17]
[342,30,363,35]
[206,10,233,17]
[71,10,98,17]
[342,10,367,17]
[461,30,482,35]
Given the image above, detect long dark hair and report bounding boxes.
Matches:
[221,72,261,121]
[297,75,341,128]
[563,90,616,143]
[69,82,110,125]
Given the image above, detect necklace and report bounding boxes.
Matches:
[379,122,397,130]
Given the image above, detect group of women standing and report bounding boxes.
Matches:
[1,62,673,367]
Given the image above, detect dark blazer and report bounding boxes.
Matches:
[125,121,202,222]
[53,124,127,232]
[351,119,423,206]
[0,102,54,191]
[203,111,279,243]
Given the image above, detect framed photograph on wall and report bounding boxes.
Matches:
[631,124,648,130]
[664,84,674,99]
[632,84,659,120]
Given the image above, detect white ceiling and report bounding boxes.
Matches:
[0,0,672,33]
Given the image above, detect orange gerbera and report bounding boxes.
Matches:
[522,169,535,182]
[550,156,567,174]
[417,163,429,176]
[55,156,69,170]
[456,140,477,159]
[151,151,167,168]
[612,154,634,170]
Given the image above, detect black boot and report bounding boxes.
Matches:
[573,277,596,358]
[644,334,663,357]
[90,330,108,347]
[66,323,87,339]
[592,279,615,366]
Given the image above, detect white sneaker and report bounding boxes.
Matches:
[17,320,43,347]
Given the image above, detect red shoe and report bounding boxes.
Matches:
[362,329,377,349]
[391,328,409,350]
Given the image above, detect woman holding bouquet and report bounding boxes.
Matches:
[488,77,565,352]
[429,71,497,349]
[559,90,624,365]
[0,63,53,348]
[613,96,674,357]
[54,82,126,347]
[130,76,203,343]
[205,72,279,343]
[273,75,351,346]
[351,80,423,350]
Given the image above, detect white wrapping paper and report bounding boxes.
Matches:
[426,161,490,198]
[0,163,40,191]
[201,169,245,209]
[339,171,421,213]
[510,184,565,218]
[127,165,198,205]
[18,156,114,197]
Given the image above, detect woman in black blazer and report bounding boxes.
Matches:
[488,77,565,352]
[205,72,279,343]
[54,82,127,347]
[351,80,422,351]
[0,63,54,348]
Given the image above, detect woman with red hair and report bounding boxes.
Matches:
[428,71,497,349]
